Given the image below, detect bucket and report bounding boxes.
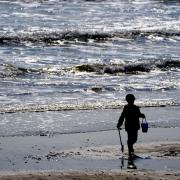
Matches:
[141,118,148,133]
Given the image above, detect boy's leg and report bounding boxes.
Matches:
[127,130,138,156]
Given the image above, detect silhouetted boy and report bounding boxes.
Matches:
[117,94,145,158]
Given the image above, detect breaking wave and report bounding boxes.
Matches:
[0,63,41,78]
[0,59,180,78]
[0,63,67,78]
[0,29,180,45]
[0,31,111,45]
[74,59,180,74]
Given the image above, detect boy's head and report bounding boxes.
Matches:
[126,94,135,104]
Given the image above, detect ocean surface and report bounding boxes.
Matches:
[0,0,180,137]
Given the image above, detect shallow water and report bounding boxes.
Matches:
[0,107,179,137]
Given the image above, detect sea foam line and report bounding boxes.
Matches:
[0,100,180,114]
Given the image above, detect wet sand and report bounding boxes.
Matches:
[0,128,179,179]
[0,170,180,180]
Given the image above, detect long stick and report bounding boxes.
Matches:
[118,129,124,153]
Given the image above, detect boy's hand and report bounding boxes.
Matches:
[117,124,121,129]
[141,114,145,118]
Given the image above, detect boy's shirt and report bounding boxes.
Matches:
[118,104,143,131]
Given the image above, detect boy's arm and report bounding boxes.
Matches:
[117,107,126,129]
[138,107,145,118]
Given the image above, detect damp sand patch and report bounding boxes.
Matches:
[21,143,180,171]
[136,143,180,159]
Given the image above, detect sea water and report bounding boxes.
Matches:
[0,0,180,137]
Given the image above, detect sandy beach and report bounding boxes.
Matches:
[0,128,179,179]
[0,170,180,180]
